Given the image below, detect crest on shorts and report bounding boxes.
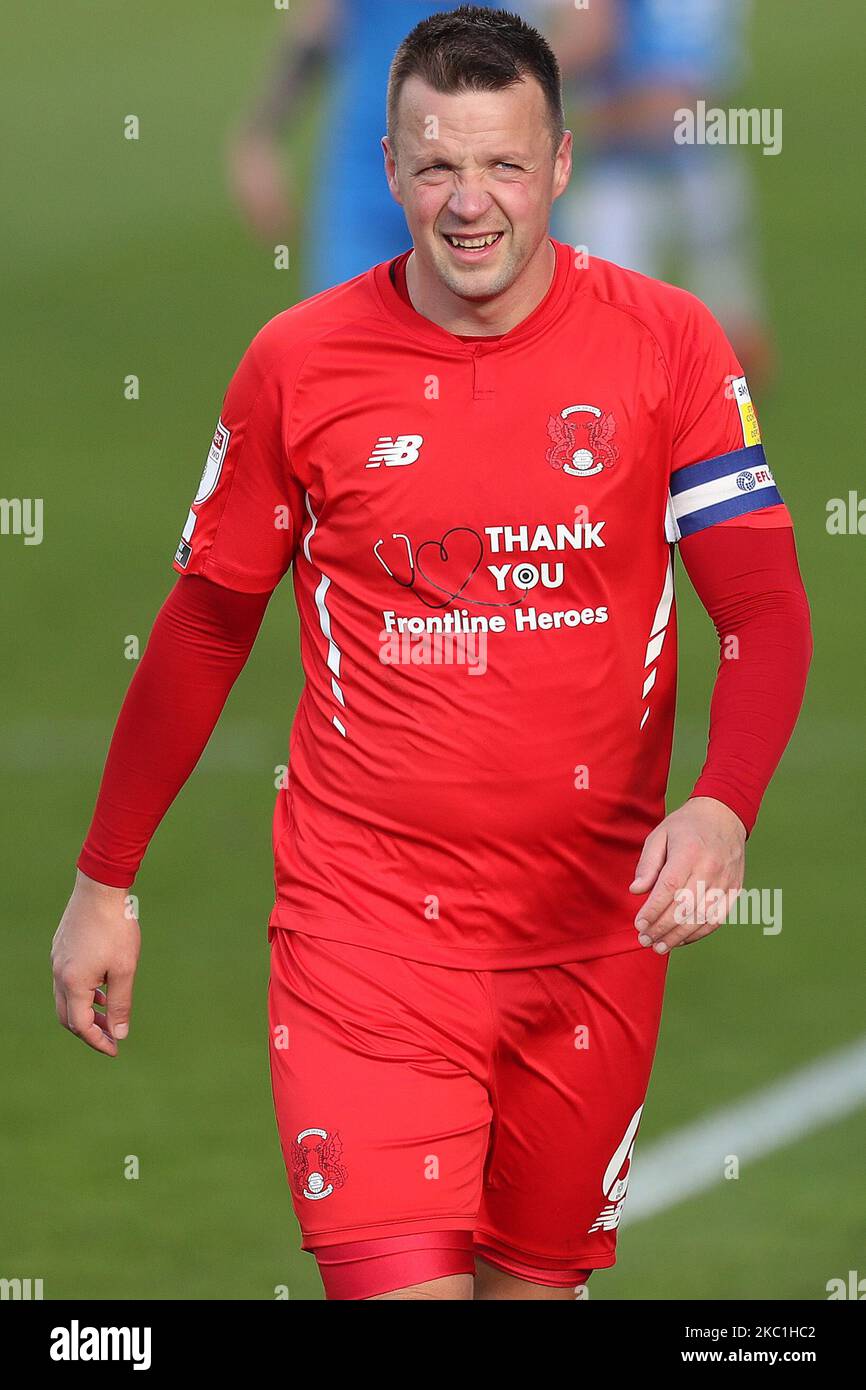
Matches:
[546,405,619,477]
[291,1127,348,1201]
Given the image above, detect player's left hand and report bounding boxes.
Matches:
[629,796,746,952]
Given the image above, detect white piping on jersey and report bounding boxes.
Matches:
[640,554,675,730]
[302,492,347,737]
[664,491,682,544]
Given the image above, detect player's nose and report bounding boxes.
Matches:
[446,181,496,222]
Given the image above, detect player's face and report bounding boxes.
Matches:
[384,76,571,301]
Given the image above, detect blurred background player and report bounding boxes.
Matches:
[543,0,774,388]
[228,0,543,297]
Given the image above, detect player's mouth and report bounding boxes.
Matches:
[441,231,505,262]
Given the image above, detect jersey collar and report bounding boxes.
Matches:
[371,237,574,354]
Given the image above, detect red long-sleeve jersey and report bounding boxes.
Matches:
[79,241,811,967]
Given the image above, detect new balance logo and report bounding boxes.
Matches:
[366,435,424,468]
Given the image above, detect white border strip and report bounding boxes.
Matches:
[303,493,347,737]
[640,555,674,729]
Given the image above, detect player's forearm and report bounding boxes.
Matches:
[242,31,332,139]
[681,525,813,835]
[689,585,811,833]
[77,576,270,888]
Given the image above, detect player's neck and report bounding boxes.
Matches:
[404,237,556,338]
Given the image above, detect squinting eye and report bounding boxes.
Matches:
[498,162,519,170]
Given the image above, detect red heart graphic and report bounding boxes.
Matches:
[414,528,484,607]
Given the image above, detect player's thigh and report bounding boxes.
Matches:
[367,1274,474,1301]
[476,944,669,1281]
[267,927,492,1295]
[474,1256,591,1301]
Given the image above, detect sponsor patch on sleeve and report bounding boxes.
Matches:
[173,420,232,567]
[730,375,761,447]
[669,444,782,537]
[173,507,197,567]
[195,418,231,504]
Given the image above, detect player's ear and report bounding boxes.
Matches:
[553,129,573,199]
[382,136,403,205]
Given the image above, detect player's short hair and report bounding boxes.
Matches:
[387,5,565,157]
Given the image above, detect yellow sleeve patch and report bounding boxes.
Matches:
[731,374,762,446]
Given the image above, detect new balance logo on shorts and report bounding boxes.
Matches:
[588,1106,643,1233]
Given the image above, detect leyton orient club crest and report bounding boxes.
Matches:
[546,404,619,477]
[291,1127,348,1202]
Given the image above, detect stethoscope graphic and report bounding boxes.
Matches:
[373,529,527,610]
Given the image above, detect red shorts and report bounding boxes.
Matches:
[267,926,668,1299]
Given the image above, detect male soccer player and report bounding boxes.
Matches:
[53,6,811,1300]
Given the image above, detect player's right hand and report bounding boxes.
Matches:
[51,870,141,1058]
